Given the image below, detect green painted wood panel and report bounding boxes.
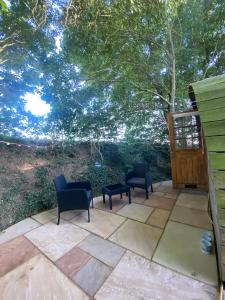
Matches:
[192,75,225,91]
[212,171,225,189]
[198,96,225,112]
[196,88,225,102]
[209,153,225,170]
[190,74,225,284]
[203,120,225,137]
[191,74,225,101]
[200,107,225,122]
[206,136,225,152]
[219,209,225,227]
[216,189,225,208]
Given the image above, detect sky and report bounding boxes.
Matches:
[23,93,51,117]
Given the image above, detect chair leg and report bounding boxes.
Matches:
[146,189,149,199]
[103,193,105,203]
[109,195,112,210]
[151,184,153,192]
[88,208,90,222]
[120,193,122,199]
[57,209,60,225]
[128,190,131,204]
[92,197,94,208]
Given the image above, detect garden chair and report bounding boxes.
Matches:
[125,163,153,199]
[53,174,93,225]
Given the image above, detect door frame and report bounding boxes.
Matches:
[168,110,208,189]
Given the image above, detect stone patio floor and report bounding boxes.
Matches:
[0,181,219,299]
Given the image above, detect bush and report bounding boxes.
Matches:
[83,142,171,196]
[15,167,56,222]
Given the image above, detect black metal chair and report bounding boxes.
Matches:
[53,174,93,225]
[125,163,153,199]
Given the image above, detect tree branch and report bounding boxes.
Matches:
[203,38,219,79]
[131,83,171,106]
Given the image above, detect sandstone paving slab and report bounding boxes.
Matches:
[48,207,58,214]
[176,193,209,211]
[170,205,212,230]
[95,250,216,300]
[71,209,126,239]
[25,220,89,261]
[155,184,179,195]
[31,211,56,224]
[73,257,112,297]
[109,219,162,259]
[56,246,91,277]
[153,221,217,286]
[152,182,162,190]
[78,234,125,267]
[130,187,149,203]
[144,194,176,211]
[0,254,89,300]
[93,195,128,213]
[132,196,146,204]
[154,191,178,199]
[131,188,146,204]
[49,208,83,221]
[0,218,40,245]
[117,203,153,223]
[147,208,170,229]
[0,236,39,278]
[180,188,208,196]
[161,180,173,187]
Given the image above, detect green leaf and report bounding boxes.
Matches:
[0,0,8,12]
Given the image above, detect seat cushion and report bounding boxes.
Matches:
[127,177,145,186]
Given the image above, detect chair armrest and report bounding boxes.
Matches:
[67,181,92,190]
[58,188,88,198]
[125,171,135,182]
[145,172,152,187]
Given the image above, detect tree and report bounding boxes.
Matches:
[63,0,225,139]
[0,1,55,136]
[0,0,224,143]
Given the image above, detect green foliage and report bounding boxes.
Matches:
[15,167,55,222]
[82,142,171,196]
[62,0,225,138]
[35,167,49,186]
[85,164,123,196]
[2,185,21,203]
[1,0,224,143]
[0,0,7,13]
[0,1,55,136]
[35,148,46,158]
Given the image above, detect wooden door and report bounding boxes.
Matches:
[168,111,208,189]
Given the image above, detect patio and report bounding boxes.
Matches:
[0,181,218,299]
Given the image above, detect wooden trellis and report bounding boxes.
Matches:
[168,110,208,189]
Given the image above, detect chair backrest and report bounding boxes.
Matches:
[53,174,67,192]
[133,163,149,177]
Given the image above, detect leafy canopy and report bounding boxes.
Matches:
[0,0,224,142]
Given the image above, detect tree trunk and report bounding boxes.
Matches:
[168,25,176,113]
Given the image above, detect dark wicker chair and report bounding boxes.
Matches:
[53,174,93,225]
[125,163,153,199]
